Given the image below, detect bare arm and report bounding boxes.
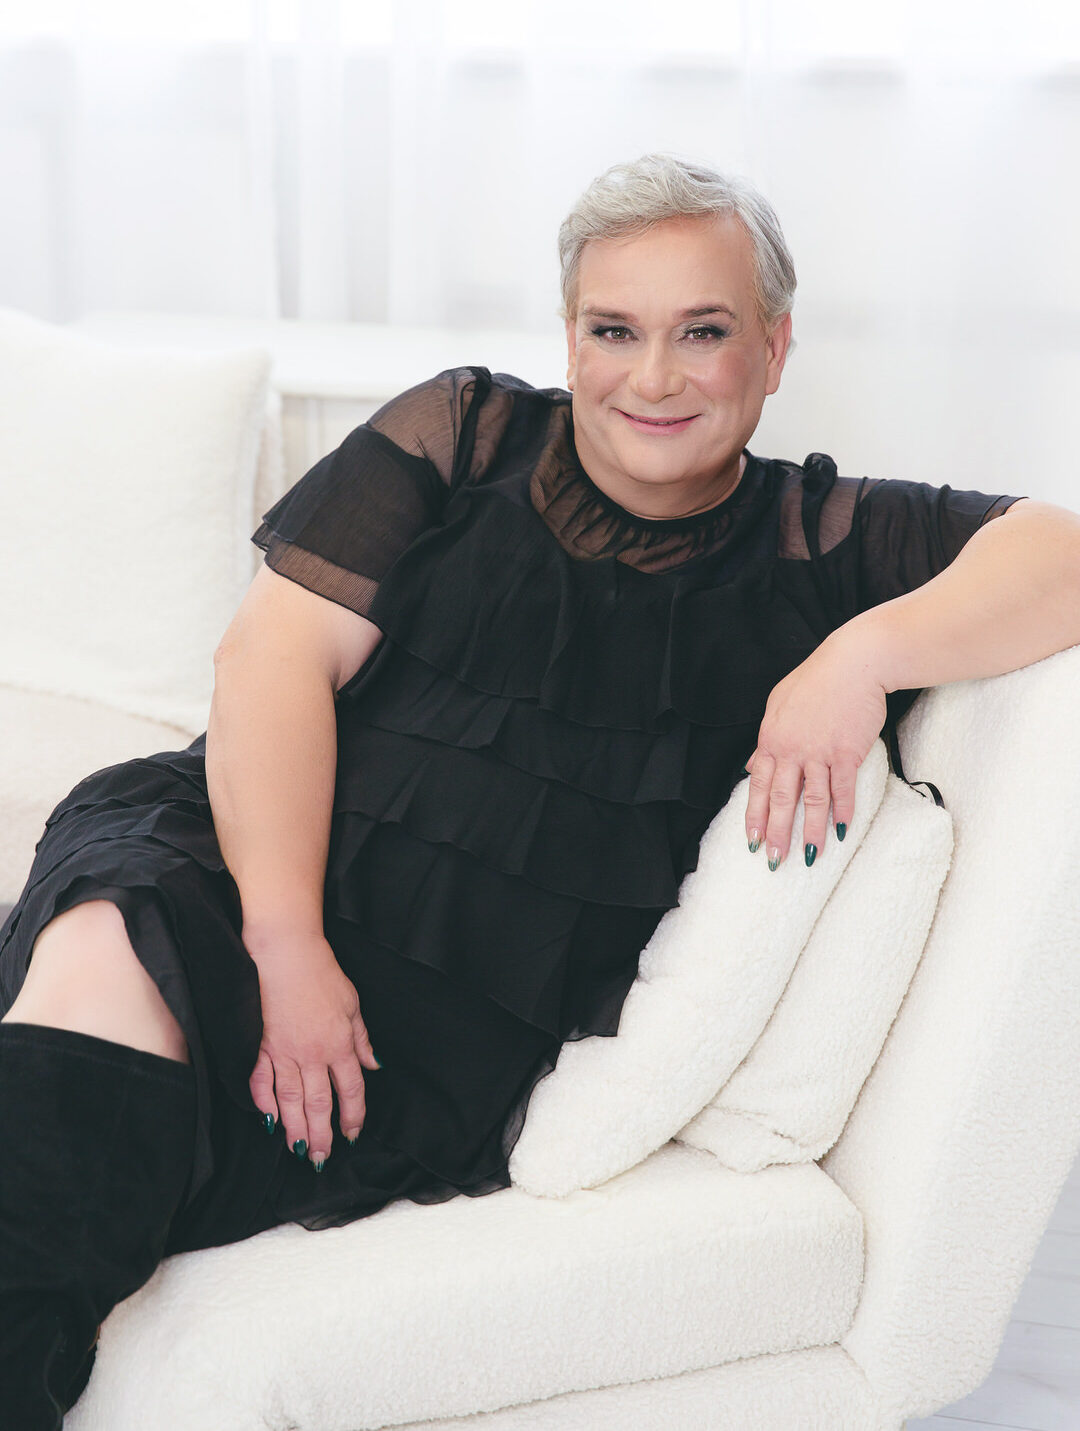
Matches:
[207,641,336,950]
[205,562,385,1166]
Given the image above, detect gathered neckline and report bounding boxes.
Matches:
[565,409,756,532]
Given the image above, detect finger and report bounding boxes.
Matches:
[301,1063,335,1169]
[764,758,804,869]
[248,1047,279,1134]
[745,751,775,854]
[330,1054,367,1144]
[830,759,858,842]
[273,1057,308,1160]
[800,759,832,868]
[350,1009,381,1074]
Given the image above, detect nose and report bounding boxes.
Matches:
[628,337,687,404]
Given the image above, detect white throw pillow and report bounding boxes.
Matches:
[508,739,893,1198]
[676,772,953,1170]
[0,307,271,734]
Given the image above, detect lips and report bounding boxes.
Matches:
[619,410,698,432]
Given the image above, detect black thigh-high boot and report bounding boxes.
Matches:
[0,1021,197,1429]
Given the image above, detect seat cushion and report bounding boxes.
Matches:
[67,1143,863,1431]
[0,683,194,904]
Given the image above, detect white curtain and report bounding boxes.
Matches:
[2,0,1078,496]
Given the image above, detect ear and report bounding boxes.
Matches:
[564,316,577,390]
[764,312,792,396]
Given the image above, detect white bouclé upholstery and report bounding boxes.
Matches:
[822,647,1080,1424]
[676,771,953,1172]
[67,1145,864,1431]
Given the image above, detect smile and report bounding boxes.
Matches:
[619,411,698,433]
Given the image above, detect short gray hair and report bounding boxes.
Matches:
[557,152,796,332]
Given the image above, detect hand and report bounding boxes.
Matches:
[743,627,889,870]
[244,929,380,1168]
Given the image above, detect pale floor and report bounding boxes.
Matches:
[905,1145,1080,1431]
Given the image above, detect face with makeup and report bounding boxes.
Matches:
[564,213,792,520]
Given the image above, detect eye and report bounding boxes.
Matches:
[587,323,728,344]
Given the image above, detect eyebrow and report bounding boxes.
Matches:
[581,304,737,322]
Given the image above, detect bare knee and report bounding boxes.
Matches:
[2,899,191,1064]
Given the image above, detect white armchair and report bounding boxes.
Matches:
[2,311,1077,1431]
[53,640,1080,1431]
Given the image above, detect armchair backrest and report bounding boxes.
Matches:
[819,642,1080,1421]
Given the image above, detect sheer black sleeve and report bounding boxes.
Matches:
[853,476,1027,614]
[250,367,482,618]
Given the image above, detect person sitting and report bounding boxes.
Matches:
[2,150,1078,1429]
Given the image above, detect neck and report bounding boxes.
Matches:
[571,421,747,521]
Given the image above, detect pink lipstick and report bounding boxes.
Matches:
[619,411,698,434]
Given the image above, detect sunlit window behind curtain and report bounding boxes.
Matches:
[1,0,1078,492]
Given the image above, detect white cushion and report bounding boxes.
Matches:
[66,1144,863,1431]
[0,307,270,734]
[508,742,892,1198]
[0,684,194,905]
[677,773,953,1170]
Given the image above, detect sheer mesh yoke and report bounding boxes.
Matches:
[0,362,1029,1252]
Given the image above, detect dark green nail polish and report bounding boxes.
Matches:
[768,853,780,872]
[291,1138,307,1159]
[263,1113,276,1135]
[314,1158,325,1173]
[836,823,847,842]
[372,1052,382,1069]
[748,834,761,854]
[740,765,749,776]
[804,843,817,867]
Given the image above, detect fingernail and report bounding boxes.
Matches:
[767,847,781,871]
[748,829,762,854]
[313,1157,326,1173]
[836,822,847,841]
[804,843,817,867]
[343,1127,360,1143]
[263,1113,276,1135]
[740,765,749,776]
[372,1051,382,1069]
[291,1138,307,1159]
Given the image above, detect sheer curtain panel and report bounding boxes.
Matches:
[1,0,1077,495]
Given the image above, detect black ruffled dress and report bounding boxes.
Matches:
[0,366,1024,1252]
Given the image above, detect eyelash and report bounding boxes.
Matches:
[588,324,728,344]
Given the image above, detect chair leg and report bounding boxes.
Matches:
[0,1021,196,1428]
